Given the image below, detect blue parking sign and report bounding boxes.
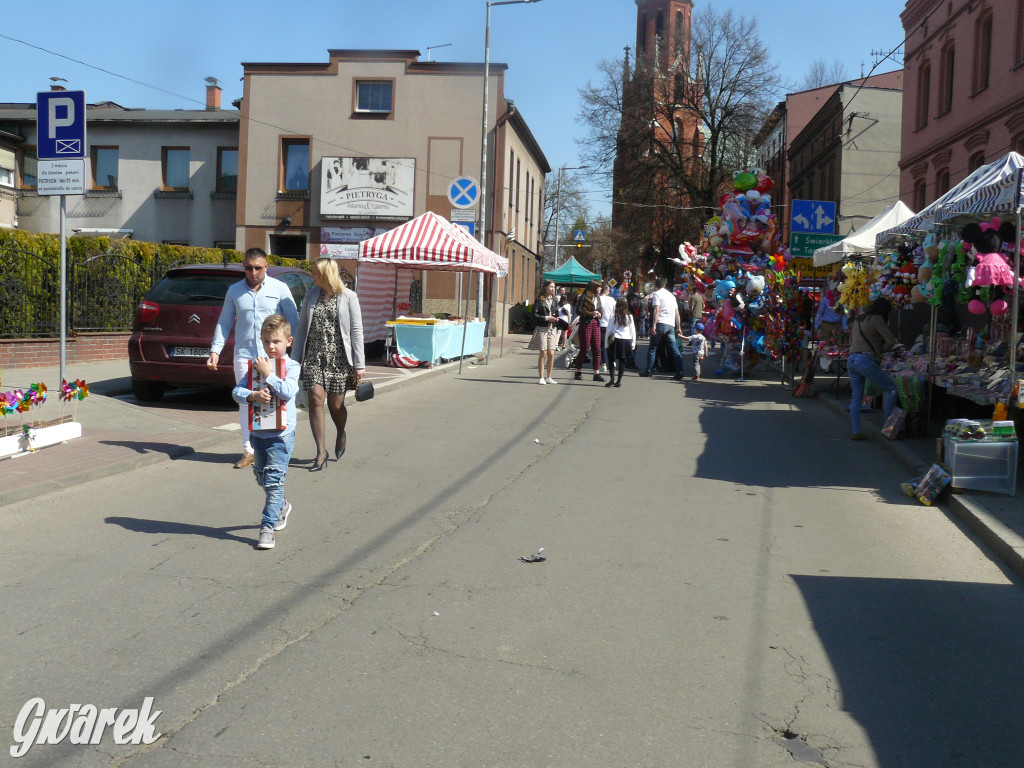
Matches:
[37,91,87,160]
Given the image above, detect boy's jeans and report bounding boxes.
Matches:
[251,431,295,530]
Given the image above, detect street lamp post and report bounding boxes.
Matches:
[553,165,583,269]
[479,0,543,314]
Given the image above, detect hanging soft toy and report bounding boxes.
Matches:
[968,222,1015,315]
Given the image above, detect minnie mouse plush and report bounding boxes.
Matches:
[966,219,1015,315]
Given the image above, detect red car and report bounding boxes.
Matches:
[128,263,314,401]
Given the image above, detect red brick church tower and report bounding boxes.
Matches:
[613,0,702,262]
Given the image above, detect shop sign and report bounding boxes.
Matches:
[321,227,376,243]
[320,157,415,219]
[787,257,835,279]
[319,243,359,258]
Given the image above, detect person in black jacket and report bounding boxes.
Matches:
[528,280,560,385]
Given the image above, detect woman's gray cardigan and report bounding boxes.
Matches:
[292,286,366,370]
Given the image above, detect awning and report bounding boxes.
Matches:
[812,201,915,266]
[542,255,601,285]
[358,211,508,276]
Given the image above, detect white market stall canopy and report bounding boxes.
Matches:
[876,152,1024,245]
[358,211,508,275]
[812,201,915,266]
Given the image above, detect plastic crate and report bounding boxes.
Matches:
[942,436,1017,495]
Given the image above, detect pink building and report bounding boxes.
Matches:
[900,0,1024,211]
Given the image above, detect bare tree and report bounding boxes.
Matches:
[541,169,590,271]
[577,6,784,278]
[801,59,849,90]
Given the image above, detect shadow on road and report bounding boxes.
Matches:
[792,574,1024,766]
[106,516,256,545]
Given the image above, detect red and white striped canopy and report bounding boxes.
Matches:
[358,211,508,275]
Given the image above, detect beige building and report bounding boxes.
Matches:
[237,49,550,320]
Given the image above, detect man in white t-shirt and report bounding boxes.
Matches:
[641,276,684,379]
[597,282,616,373]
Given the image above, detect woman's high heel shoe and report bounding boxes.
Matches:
[335,431,347,460]
[311,451,329,471]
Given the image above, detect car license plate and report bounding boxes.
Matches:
[172,346,211,358]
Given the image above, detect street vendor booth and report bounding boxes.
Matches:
[357,211,508,369]
[861,151,1024,492]
[542,255,601,286]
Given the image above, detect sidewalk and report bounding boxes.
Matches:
[0,334,531,508]
[811,374,1024,580]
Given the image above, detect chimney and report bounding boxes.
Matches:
[50,77,68,92]
[206,84,222,111]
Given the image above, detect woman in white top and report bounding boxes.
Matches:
[604,297,636,388]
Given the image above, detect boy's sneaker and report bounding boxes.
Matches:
[257,527,276,550]
[545,377,558,385]
[537,377,547,385]
[274,499,293,531]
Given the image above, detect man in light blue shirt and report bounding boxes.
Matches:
[206,248,300,468]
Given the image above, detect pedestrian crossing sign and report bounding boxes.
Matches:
[573,230,586,242]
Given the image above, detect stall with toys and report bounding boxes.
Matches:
[677,169,802,380]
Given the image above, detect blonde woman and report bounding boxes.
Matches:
[528,280,559,384]
[292,258,365,471]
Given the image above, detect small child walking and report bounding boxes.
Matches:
[232,314,301,550]
[679,321,708,380]
[604,297,636,388]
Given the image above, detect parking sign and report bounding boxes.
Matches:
[37,91,87,160]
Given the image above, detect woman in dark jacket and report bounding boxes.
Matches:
[847,297,901,441]
[574,280,605,382]
[292,258,365,470]
[528,280,559,385]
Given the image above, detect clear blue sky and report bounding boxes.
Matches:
[2,1,905,216]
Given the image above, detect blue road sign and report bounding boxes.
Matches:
[791,199,836,234]
[453,221,476,237]
[37,91,87,160]
[573,229,587,242]
[447,176,480,209]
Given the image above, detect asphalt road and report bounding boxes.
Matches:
[3,350,1023,768]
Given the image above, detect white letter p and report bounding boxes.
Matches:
[48,98,75,138]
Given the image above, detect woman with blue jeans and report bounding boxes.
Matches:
[847,297,901,440]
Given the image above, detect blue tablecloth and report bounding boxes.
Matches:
[393,321,486,364]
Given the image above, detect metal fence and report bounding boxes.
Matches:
[0,242,230,338]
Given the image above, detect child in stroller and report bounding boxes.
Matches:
[562,316,590,369]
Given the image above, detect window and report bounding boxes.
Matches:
[0,147,14,188]
[638,14,647,53]
[217,147,238,192]
[269,234,307,259]
[973,12,993,93]
[916,62,931,128]
[516,158,521,212]
[1017,0,1024,66]
[939,45,955,115]
[355,80,394,114]
[162,147,190,190]
[508,151,515,209]
[281,139,309,192]
[675,10,685,56]
[20,146,37,188]
[655,11,664,38]
[935,168,950,197]
[91,146,118,189]
[968,150,986,172]
[913,179,927,210]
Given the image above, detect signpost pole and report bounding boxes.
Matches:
[59,195,67,386]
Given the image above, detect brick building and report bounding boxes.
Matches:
[899,0,1024,210]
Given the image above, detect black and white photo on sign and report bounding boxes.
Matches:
[320,157,415,219]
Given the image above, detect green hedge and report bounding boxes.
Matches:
[0,231,310,337]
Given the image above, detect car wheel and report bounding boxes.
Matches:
[132,378,166,402]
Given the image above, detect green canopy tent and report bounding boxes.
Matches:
[542,256,601,286]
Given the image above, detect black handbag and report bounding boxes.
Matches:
[355,380,374,402]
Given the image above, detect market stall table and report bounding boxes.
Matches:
[386,319,486,365]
